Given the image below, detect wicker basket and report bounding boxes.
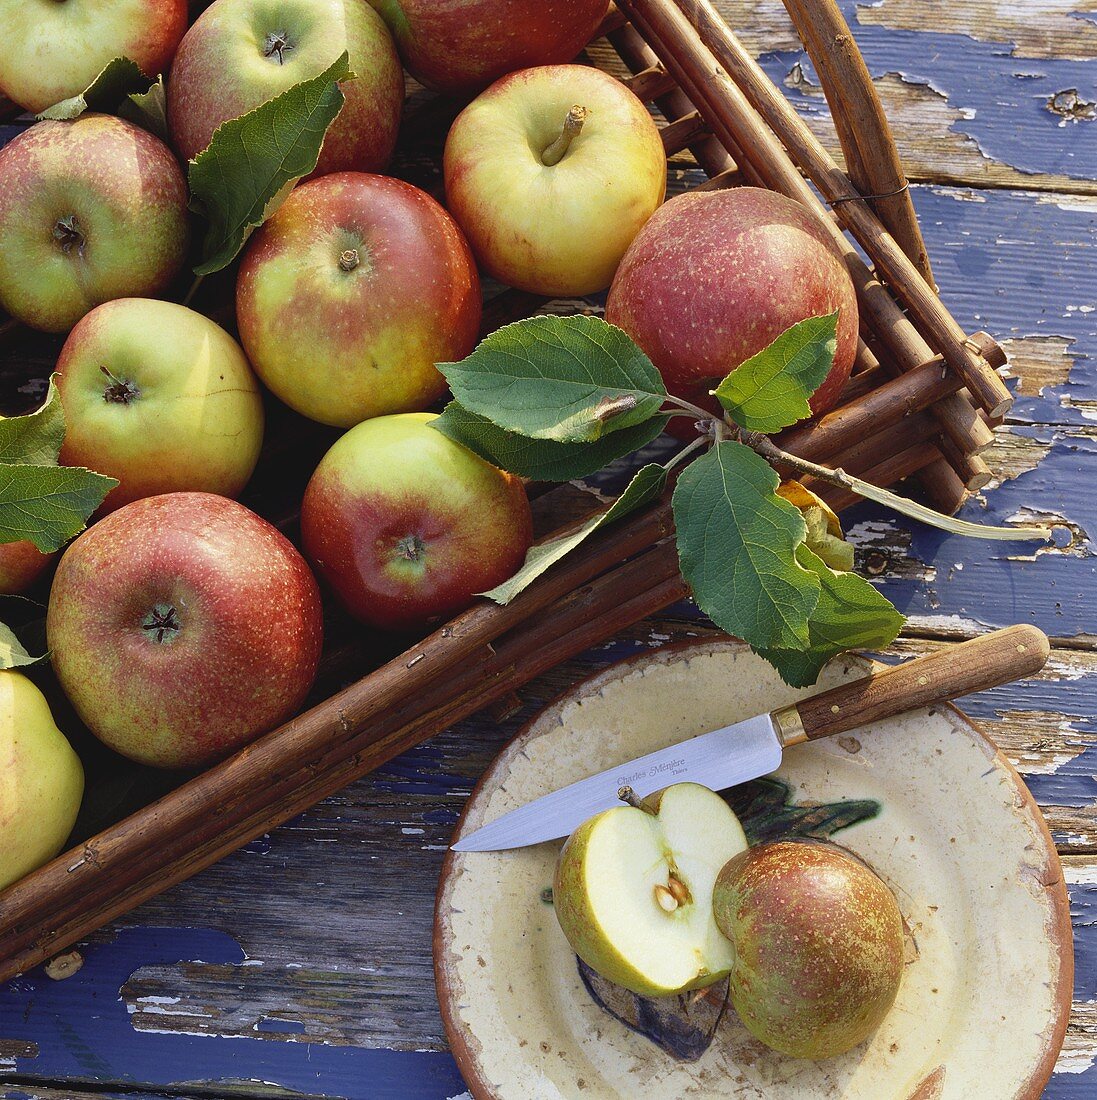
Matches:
[0,0,1010,980]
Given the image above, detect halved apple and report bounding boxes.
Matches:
[553,782,748,997]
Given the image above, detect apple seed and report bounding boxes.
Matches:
[654,883,679,913]
[667,874,691,905]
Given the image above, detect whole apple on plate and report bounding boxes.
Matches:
[47,493,324,769]
[553,782,748,998]
[444,64,666,297]
[237,173,481,428]
[370,0,609,95]
[713,840,905,1059]
[300,413,532,631]
[606,186,859,421]
[0,670,84,890]
[168,0,404,175]
[0,0,188,113]
[56,299,265,514]
[0,115,190,333]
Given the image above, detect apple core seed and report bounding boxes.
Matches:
[141,604,182,645]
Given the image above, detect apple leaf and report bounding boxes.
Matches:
[672,441,821,650]
[433,401,670,482]
[0,620,42,670]
[712,313,839,434]
[0,378,65,467]
[188,52,351,276]
[482,464,668,605]
[37,56,154,121]
[438,316,667,444]
[119,75,169,141]
[0,465,117,553]
[754,545,905,687]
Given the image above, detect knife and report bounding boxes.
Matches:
[451,625,1049,852]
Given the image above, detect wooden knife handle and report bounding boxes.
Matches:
[775,625,1050,745]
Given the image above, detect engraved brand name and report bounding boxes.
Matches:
[616,757,688,788]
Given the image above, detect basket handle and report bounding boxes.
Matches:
[781,0,934,287]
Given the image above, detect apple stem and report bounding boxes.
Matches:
[617,785,643,809]
[339,249,360,273]
[541,105,587,167]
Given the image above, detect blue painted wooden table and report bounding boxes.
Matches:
[0,1,1094,1097]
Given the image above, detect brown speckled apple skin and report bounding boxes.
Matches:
[606,187,859,429]
[46,493,324,770]
[371,0,609,95]
[713,840,905,1060]
[300,413,532,633]
[0,541,55,596]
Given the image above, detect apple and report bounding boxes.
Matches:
[553,782,748,998]
[237,173,481,428]
[46,493,324,769]
[0,0,188,114]
[55,299,264,514]
[606,187,859,420]
[0,115,190,334]
[0,541,56,595]
[369,0,609,95]
[300,413,532,631]
[167,0,404,176]
[0,670,84,891]
[713,840,904,1058]
[444,64,666,297]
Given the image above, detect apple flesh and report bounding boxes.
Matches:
[0,670,84,890]
[167,0,404,175]
[369,0,609,96]
[46,493,324,769]
[300,413,532,631]
[553,782,748,998]
[56,298,265,514]
[713,840,904,1058]
[606,187,859,420]
[0,0,187,113]
[0,541,56,595]
[236,172,481,428]
[444,64,666,297]
[0,115,190,333]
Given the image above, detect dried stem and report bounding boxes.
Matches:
[541,105,587,166]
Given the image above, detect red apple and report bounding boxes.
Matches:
[0,541,56,595]
[300,413,533,632]
[0,115,190,333]
[370,0,609,95]
[46,493,323,769]
[605,187,859,423]
[56,298,265,513]
[0,0,188,114]
[167,0,404,176]
[236,172,481,428]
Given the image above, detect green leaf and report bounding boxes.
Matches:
[439,316,667,444]
[0,465,117,553]
[0,378,65,466]
[0,620,42,669]
[119,75,169,141]
[37,56,154,121]
[482,464,668,605]
[188,52,351,276]
[713,313,839,433]
[433,401,670,481]
[755,545,905,687]
[672,441,820,650]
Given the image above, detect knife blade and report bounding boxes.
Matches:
[451,624,1050,852]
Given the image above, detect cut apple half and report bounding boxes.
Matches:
[553,782,748,998]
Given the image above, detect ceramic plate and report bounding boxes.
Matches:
[435,640,1072,1100]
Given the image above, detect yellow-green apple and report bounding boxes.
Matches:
[713,841,904,1058]
[0,0,188,113]
[369,0,609,95]
[606,187,859,426]
[47,493,323,769]
[300,413,532,631]
[0,670,84,890]
[167,0,404,175]
[0,542,56,595]
[236,173,481,428]
[553,783,748,997]
[56,298,264,514]
[0,115,190,333]
[444,64,665,297]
